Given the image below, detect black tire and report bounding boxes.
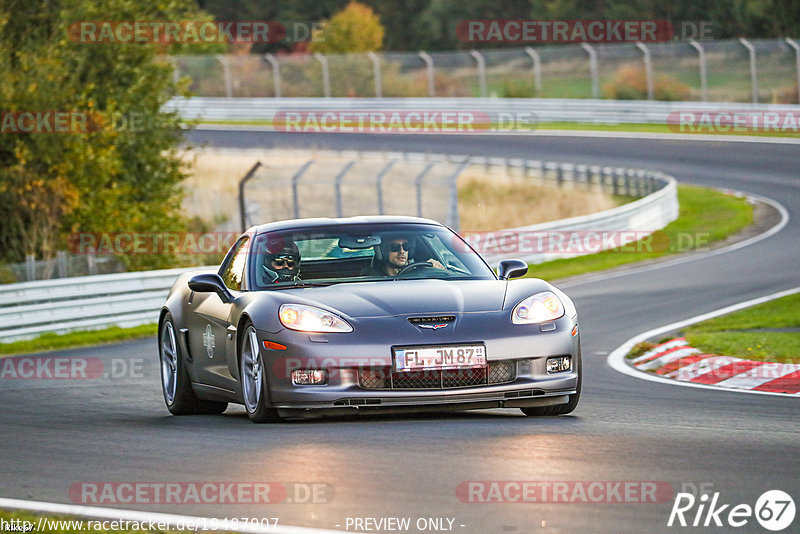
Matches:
[239,320,281,423]
[159,313,228,416]
[521,355,581,417]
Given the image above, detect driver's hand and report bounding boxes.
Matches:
[427,259,445,270]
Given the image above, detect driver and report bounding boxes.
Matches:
[262,239,301,283]
[365,235,444,277]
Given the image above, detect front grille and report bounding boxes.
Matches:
[358,360,518,390]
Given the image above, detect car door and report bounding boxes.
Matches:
[187,236,250,392]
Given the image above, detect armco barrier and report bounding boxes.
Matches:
[0,155,677,343]
[165,96,800,126]
[0,267,212,342]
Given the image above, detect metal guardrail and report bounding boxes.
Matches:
[0,153,677,343]
[0,268,212,342]
[167,96,800,125]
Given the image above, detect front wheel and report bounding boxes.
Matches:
[159,313,227,415]
[240,322,281,423]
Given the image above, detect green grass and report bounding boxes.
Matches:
[527,184,753,281]
[0,324,157,356]
[683,293,800,364]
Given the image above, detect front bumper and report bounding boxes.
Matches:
[255,311,581,413]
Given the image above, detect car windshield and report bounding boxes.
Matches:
[249,222,495,290]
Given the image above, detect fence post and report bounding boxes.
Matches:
[635,43,654,100]
[689,39,708,102]
[581,43,599,99]
[469,50,487,98]
[238,162,263,231]
[447,160,470,231]
[739,38,758,103]
[216,54,233,98]
[169,56,180,85]
[25,254,35,281]
[263,54,281,98]
[57,250,67,278]
[313,53,331,98]
[414,162,435,217]
[367,52,382,98]
[290,160,314,220]
[418,51,435,97]
[786,38,800,104]
[334,161,356,218]
[524,47,542,95]
[375,160,397,215]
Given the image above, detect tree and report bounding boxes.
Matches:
[0,0,217,270]
[310,1,384,53]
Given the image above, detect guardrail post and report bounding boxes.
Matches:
[786,38,800,104]
[689,39,708,102]
[238,161,263,231]
[524,47,543,95]
[635,43,654,100]
[469,50,487,98]
[581,43,599,99]
[263,54,281,98]
[414,162,435,217]
[739,38,758,103]
[367,52,382,98]
[447,160,470,231]
[419,51,435,97]
[334,161,356,218]
[556,164,565,188]
[290,160,314,220]
[375,160,397,215]
[216,54,233,98]
[313,53,331,98]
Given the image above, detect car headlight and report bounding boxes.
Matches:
[279,304,353,333]
[512,291,565,324]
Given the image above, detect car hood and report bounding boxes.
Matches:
[285,279,506,318]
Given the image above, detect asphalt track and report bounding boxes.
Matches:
[1,131,798,534]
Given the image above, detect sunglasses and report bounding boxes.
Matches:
[389,242,412,253]
[271,257,296,268]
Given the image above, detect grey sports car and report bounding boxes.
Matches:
[158,216,581,423]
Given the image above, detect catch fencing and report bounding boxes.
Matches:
[170,38,800,104]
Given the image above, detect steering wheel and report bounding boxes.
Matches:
[397,261,433,276]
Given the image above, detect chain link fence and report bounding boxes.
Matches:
[171,38,800,103]
[0,252,125,284]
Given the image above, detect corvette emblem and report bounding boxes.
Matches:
[203,324,215,358]
[418,323,448,330]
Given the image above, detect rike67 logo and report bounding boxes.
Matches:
[668,489,795,531]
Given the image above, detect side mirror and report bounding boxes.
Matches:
[188,273,234,303]
[497,259,528,280]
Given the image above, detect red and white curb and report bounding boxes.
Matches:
[630,337,800,394]
[608,286,800,397]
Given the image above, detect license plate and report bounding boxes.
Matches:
[394,344,487,372]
